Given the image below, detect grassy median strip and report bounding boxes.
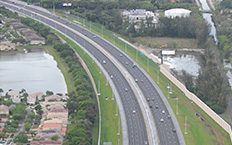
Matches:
[50,29,122,145]
[61,13,231,145]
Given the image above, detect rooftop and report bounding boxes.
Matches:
[31,140,62,145]
[43,123,62,129]
[28,92,43,98]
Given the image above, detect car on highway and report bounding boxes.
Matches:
[133,110,136,114]
[160,118,164,122]
[162,110,165,114]
[147,98,150,102]
[135,79,138,82]
[110,75,113,79]
[172,128,176,133]
[152,97,155,101]
[141,80,144,83]
[125,88,128,92]
[103,60,106,64]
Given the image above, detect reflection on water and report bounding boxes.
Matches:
[163,54,201,77]
[0,51,67,94]
[224,62,232,89]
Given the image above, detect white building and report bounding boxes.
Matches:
[122,9,159,24]
[164,8,191,18]
[8,90,20,103]
[27,92,43,105]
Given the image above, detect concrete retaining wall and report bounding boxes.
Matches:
[160,65,232,142]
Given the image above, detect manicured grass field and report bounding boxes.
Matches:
[59,13,231,145]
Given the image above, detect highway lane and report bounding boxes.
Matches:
[0,1,150,145]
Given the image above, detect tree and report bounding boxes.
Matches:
[14,132,28,143]
[24,122,31,132]
[50,135,59,141]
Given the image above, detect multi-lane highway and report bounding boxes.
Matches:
[0,1,150,144]
[0,1,185,144]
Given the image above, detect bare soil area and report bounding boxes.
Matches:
[135,37,198,49]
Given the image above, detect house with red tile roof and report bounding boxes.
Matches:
[30,140,62,145]
[42,123,62,132]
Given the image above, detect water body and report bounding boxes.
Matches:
[199,0,218,44]
[163,54,201,77]
[0,51,67,95]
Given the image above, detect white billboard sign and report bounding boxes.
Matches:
[162,50,175,55]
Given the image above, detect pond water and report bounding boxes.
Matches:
[0,51,67,95]
[163,54,201,77]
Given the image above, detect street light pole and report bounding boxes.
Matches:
[117,117,120,135]
[185,116,188,134]
[97,80,101,96]
[125,43,127,52]
[147,58,149,72]
[53,1,55,14]
[136,49,138,62]
[176,98,179,114]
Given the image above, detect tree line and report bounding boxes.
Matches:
[53,43,96,145]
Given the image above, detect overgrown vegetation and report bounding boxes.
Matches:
[52,43,96,145]
[182,48,230,114]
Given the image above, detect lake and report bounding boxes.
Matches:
[0,50,67,95]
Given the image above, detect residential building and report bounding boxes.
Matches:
[42,123,62,132]
[8,90,20,103]
[45,95,63,102]
[30,140,62,145]
[0,105,9,115]
[0,41,15,51]
[27,92,43,105]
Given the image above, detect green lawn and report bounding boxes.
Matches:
[57,12,231,145]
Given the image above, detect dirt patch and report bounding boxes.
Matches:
[135,37,198,49]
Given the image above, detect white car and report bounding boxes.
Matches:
[125,88,128,91]
[162,110,165,114]
[110,75,113,79]
[133,110,136,114]
[103,60,106,64]
[160,118,164,122]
